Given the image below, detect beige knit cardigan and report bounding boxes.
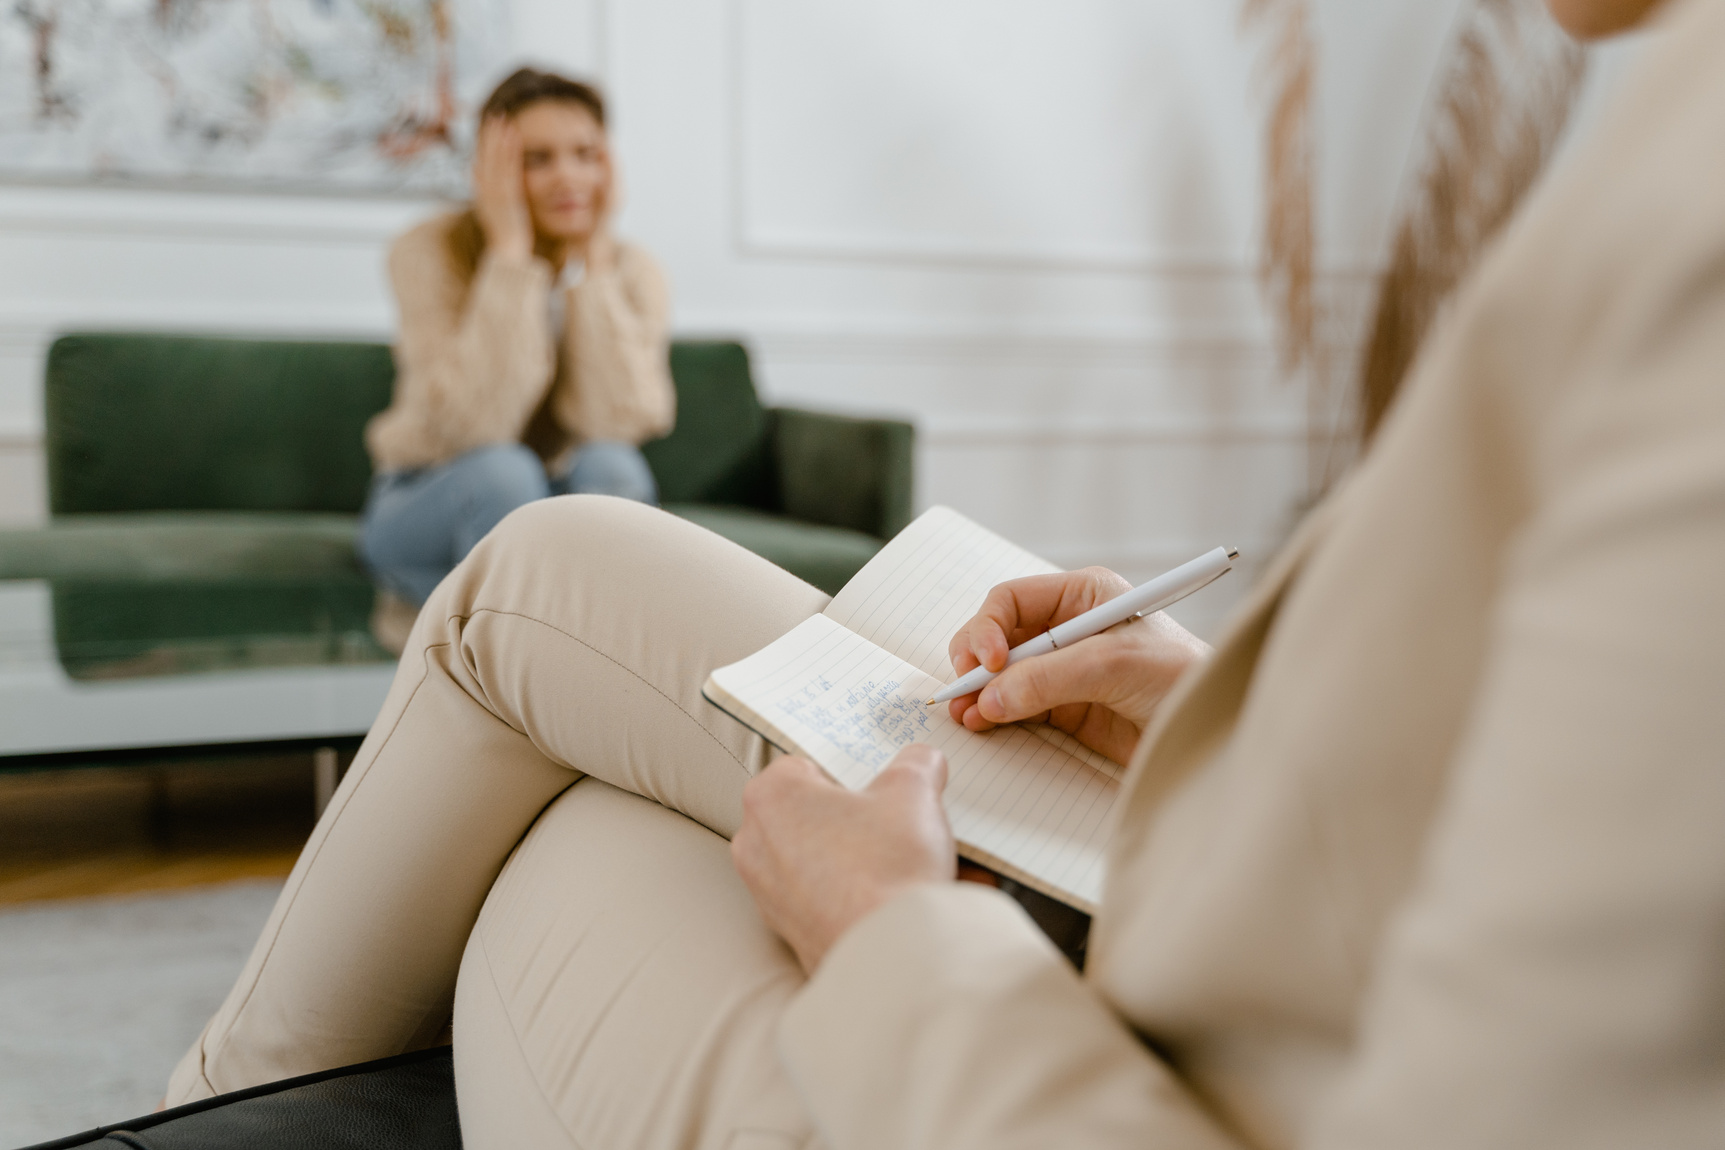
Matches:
[365,212,675,474]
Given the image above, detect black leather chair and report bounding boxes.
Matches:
[19,1047,459,1150]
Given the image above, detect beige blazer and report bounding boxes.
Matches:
[779,2,1725,1146]
[364,213,675,473]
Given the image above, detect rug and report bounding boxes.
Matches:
[0,880,282,1148]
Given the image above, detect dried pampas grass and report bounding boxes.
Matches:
[1240,0,1586,456]
[1241,0,1318,378]
[1356,0,1586,439]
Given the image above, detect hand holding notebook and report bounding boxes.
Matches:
[704,507,1234,911]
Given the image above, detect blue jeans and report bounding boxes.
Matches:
[358,442,658,605]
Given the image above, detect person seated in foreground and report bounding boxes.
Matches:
[164,0,1725,1145]
[360,68,673,607]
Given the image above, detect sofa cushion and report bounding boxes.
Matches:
[642,342,776,508]
[665,503,882,596]
[772,406,916,540]
[46,334,393,515]
[48,576,383,681]
[0,507,878,679]
[0,513,364,581]
[46,335,805,520]
[0,507,878,593]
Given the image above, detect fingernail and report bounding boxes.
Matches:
[979,684,1001,717]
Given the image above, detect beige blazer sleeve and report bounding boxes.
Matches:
[779,8,1725,1145]
[552,240,675,446]
[1305,219,1725,1150]
[367,223,556,470]
[779,885,1242,1150]
[780,296,1725,1150]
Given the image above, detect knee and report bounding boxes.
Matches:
[484,489,666,557]
[467,493,694,596]
[564,442,659,505]
[457,444,552,515]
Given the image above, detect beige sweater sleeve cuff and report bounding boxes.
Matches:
[559,246,675,444]
[473,249,553,303]
[436,251,555,442]
[778,884,1239,1150]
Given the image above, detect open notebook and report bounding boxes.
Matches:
[703,506,1124,911]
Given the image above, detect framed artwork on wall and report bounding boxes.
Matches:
[0,0,509,195]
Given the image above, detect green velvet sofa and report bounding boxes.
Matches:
[0,334,912,677]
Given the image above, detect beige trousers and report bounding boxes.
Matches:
[166,496,833,1149]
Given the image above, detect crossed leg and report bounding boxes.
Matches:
[166,496,832,1147]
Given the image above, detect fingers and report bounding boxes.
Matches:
[991,568,1132,638]
[471,116,533,259]
[475,116,522,187]
[472,121,492,180]
[751,753,833,795]
[955,695,1034,733]
[736,757,830,860]
[873,743,947,794]
[749,748,946,830]
[476,116,504,169]
[480,115,519,149]
[950,614,1007,676]
[496,124,524,190]
[732,747,955,974]
[945,581,1021,677]
[947,568,1131,678]
[942,567,1133,730]
[974,629,1136,725]
[596,158,618,220]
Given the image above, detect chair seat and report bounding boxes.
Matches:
[25,1046,460,1150]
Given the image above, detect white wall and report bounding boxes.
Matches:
[1,0,1546,638]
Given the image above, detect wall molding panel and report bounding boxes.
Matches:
[0,188,443,246]
[730,0,1264,274]
[918,417,1314,447]
[0,311,395,341]
[0,0,1490,637]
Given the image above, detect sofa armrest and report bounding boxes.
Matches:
[770,407,915,540]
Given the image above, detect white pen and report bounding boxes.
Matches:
[925,546,1240,706]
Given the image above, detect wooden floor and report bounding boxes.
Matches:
[0,755,316,906]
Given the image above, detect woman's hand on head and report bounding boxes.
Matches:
[573,160,618,273]
[472,115,534,263]
[582,226,617,277]
[947,568,1211,766]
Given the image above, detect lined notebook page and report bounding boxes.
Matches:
[709,614,1115,909]
[825,506,1122,782]
[825,506,1059,681]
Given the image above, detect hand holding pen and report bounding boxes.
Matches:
[938,549,1235,767]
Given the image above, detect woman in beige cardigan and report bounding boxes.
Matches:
[171,0,1725,1145]
[360,69,674,605]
